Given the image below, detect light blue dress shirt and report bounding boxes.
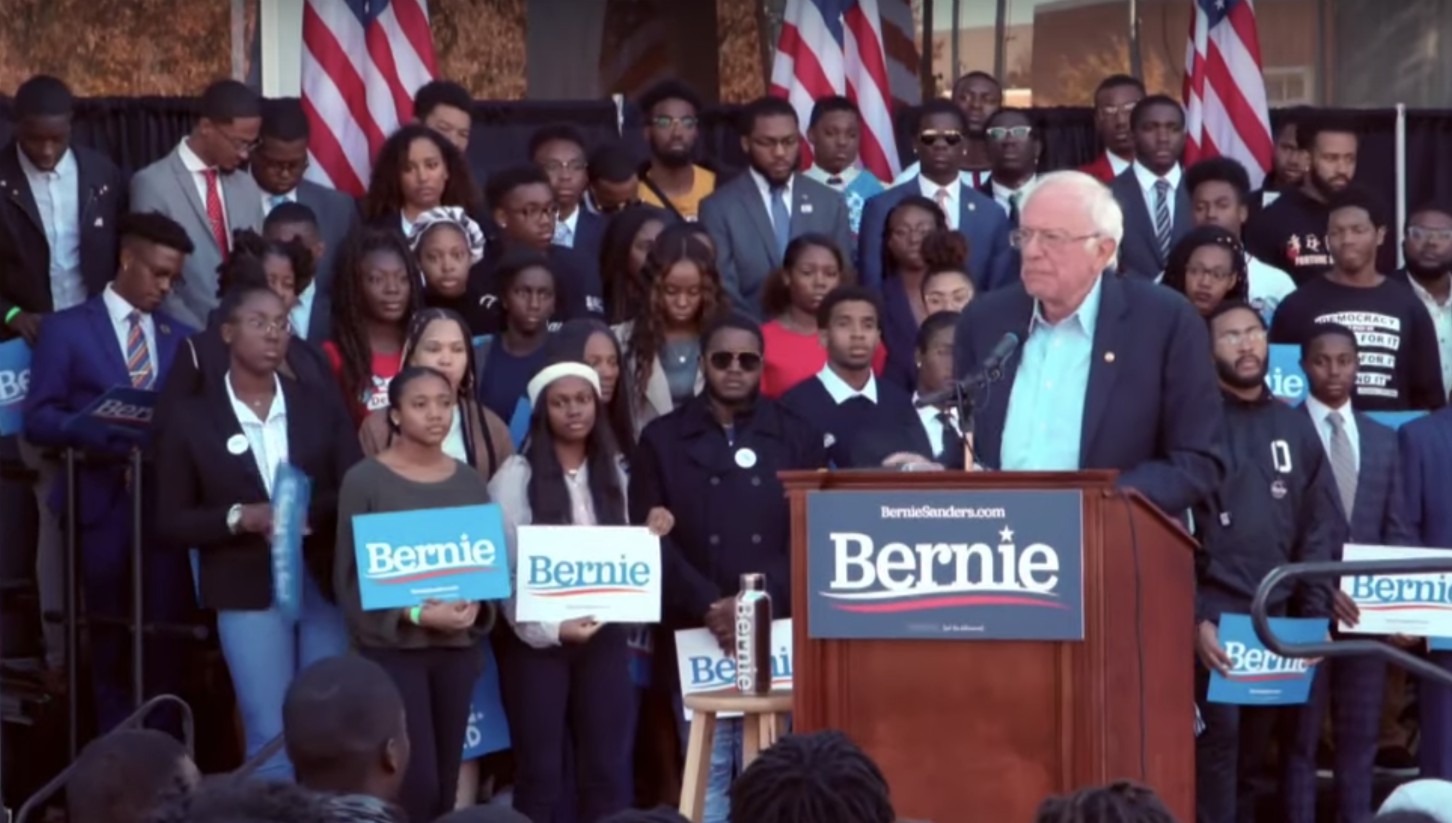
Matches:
[18,147,85,311]
[999,276,1103,471]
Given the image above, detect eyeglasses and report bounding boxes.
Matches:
[509,203,560,221]
[541,160,587,175]
[1216,328,1267,347]
[1408,226,1452,243]
[215,126,260,154]
[986,125,1033,141]
[918,130,964,147]
[651,115,699,130]
[239,316,291,336]
[1009,228,1100,250]
[1185,264,1236,282]
[707,351,763,372]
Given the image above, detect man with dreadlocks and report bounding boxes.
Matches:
[1034,781,1179,823]
[728,730,895,823]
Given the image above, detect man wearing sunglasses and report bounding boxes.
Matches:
[1392,204,1452,399]
[1107,94,1191,280]
[892,71,1003,190]
[978,108,1041,227]
[858,99,1014,292]
[636,80,715,221]
[131,80,265,330]
[629,313,827,820]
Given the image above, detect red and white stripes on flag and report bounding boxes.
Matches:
[301,0,437,197]
[1182,0,1274,188]
[771,0,904,182]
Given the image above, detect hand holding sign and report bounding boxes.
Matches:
[1196,620,1232,676]
[645,506,674,537]
[240,503,274,535]
[1332,589,1361,628]
[419,599,479,631]
[705,598,735,654]
[560,617,604,644]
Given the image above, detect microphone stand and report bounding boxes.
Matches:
[952,377,977,472]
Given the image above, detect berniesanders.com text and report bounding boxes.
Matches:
[879,505,1008,519]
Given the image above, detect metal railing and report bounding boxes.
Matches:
[233,734,286,778]
[1250,555,1452,688]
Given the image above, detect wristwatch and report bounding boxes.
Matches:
[226,504,243,535]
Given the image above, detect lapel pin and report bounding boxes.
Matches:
[801,203,814,214]
[227,434,249,455]
[1104,351,1116,363]
[94,217,104,227]
[159,323,171,335]
[968,202,975,211]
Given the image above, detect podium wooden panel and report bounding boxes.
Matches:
[782,470,1195,823]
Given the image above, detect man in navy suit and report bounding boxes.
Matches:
[859,99,1014,293]
[952,170,1224,516]
[1108,95,1191,279]
[23,211,197,733]
[1283,323,1417,823]
[530,124,607,266]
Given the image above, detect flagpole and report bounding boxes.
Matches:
[1128,0,1143,81]
[1396,103,1407,271]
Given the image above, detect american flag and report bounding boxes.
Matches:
[1182,0,1273,187]
[301,0,438,197]
[770,0,905,183]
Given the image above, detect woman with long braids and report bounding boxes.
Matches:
[362,124,482,232]
[488,359,672,823]
[548,318,636,455]
[598,204,671,323]
[323,227,423,426]
[613,230,722,436]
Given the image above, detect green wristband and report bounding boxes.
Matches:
[3,307,20,326]
[408,605,423,625]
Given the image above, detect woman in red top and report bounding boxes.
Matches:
[323,227,423,426]
[760,233,886,398]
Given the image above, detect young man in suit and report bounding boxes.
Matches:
[1283,323,1417,823]
[858,100,1014,293]
[530,124,606,262]
[22,211,198,733]
[802,95,886,245]
[978,107,1040,226]
[0,74,126,680]
[1108,95,1191,279]
[700,96,852,319]
[953,171,1224,516]
[1079,74,1144,184]
[129,79,264,330]
[250,98,358,344]
[892,71,1003,189]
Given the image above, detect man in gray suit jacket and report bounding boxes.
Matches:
[130,80,264,329]
[700,97,852,319]
[252,98,359,343]
[1108,94,1191,279]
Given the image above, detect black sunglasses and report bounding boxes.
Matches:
[708,351,763,371]
[919,130,964,147]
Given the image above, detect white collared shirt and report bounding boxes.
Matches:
[893,162,987,189]
[913,391,961,457]
[101,283,157,377]
[817,363,878,404]
[1106,151,1131,178]
[748,167,794,231]
[18,146,85,311]
[1246,253,1296,325]
[226,371,288,495]
[177,138,230,247]
[1305,393,1360,473]
[1406,275,1452,400]
[918,175,960,230]
[804,164,860,191]
[1132,160,1182,227]
[554,205,581,248]
[989,176,1035,218]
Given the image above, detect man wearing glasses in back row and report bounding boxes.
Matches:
[1392,204,1452,401]
[636,80,716,221]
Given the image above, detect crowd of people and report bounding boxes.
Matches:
[4,62,1452,823]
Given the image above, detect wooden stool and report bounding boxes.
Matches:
[677,687,793,822]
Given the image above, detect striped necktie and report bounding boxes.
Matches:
[125,311,155,389]
[1326,410,1358,518]
[1153,178,1172,264]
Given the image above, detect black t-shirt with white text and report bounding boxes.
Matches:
[1268,276,1447,411]
[1244,188,1333,286]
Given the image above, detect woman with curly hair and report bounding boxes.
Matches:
[598,203,671,323]
[878,197,949,389]
[612,229,722,436]
[362,124,482,231]
[323,227,423,426]
[1161,225,1250,318]
[919,230,976,315]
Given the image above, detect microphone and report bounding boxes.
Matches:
[914,332,1021,408]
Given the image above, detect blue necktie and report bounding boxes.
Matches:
[770,185,791,259]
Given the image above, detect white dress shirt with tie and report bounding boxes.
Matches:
[177,138,229,240]
[989,177,1034,220]
[18,147,86,311]
[917,175,960,230]
[553,206,580,248]
[1305,393,1361,472]
[101,283,157,369]
[1132,160,1182,227]
[912,391,961,457]
[748,168,794,229]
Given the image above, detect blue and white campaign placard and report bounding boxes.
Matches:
[0,339,31,436]
[1367,411,1428,430]
[674,618,793,720]
[270,463,311,621]
[1266,344,1307,403]
[352,504,510,610]
[1339,543,1452,636]
[806,490,1084,640]
[1207,613,1324,705]
[461,642,511,760]
[64,386,158,439]
[515,525,661,623]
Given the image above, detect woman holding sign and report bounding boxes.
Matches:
[335,365,500,823]
[156,281,360,780]
[488,360,672,823]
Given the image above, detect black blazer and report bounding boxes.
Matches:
[0,143,125,328]
[155,374,362,611]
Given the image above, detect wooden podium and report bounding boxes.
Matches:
[781,469,1196,823]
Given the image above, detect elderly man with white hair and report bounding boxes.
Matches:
[952,169,1224,515]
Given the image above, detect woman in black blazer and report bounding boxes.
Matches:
[154,280,362,782]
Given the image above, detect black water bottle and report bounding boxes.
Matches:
[734,573,772,695]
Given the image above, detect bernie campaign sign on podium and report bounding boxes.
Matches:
[0,339,30,436]
[270,463,312,622]
[65,386,158,440]
[1207,614,1323,705]
[352,504,510,610]
[515,525,661,623]
[1339,544,1452,637]
[806,489,1084,640]
[674,618,792,720]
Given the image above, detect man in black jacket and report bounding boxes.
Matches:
[1193,300,1341,823]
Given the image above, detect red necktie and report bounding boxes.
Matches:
[203,168,229,258]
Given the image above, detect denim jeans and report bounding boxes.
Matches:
[674,693,744,823]
[215,572,348,780]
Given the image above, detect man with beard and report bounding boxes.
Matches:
[1391,204,1452,399]
[893,71,1003,188]
[1192,300,1339,823]
[1270,188,1445,411]
[1108,95,1191,279]
[637,80,715,221]
[1246,117,1358,284]
[1080,74,1144,184]
[700,96,851,317]
[629,313,827,823]
[1249,117,1310,214]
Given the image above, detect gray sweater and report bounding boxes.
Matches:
[334,457,498,649]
